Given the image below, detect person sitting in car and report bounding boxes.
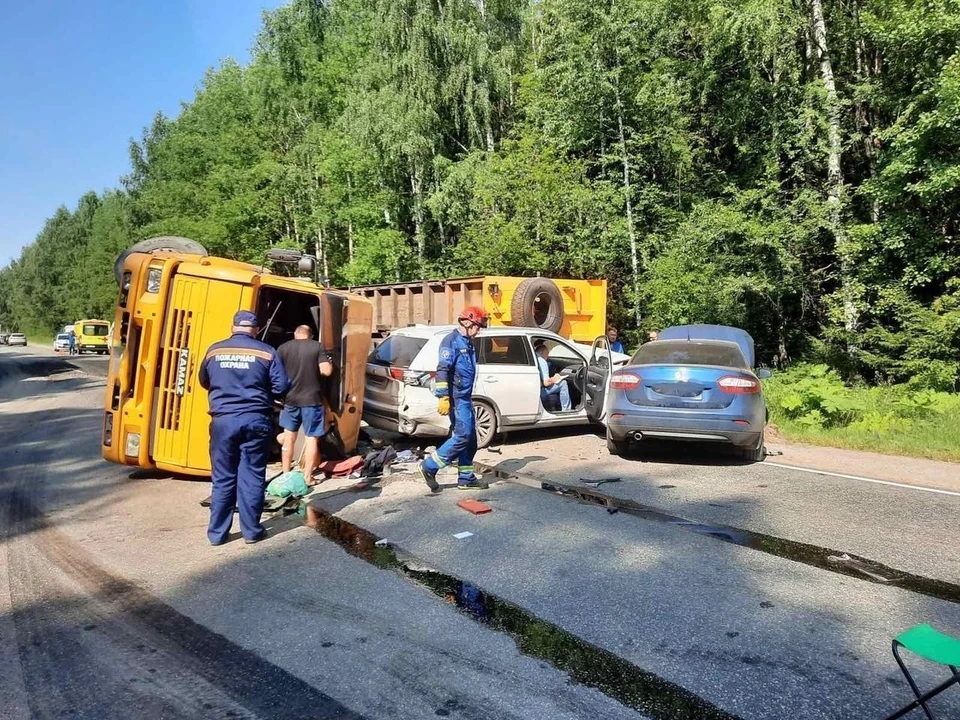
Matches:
[534,340,571,411]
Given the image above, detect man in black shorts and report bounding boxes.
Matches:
[277,324,333,484]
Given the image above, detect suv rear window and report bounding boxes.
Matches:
[632,341,748,368]
[369,335,428,368]
[83,324,109,336]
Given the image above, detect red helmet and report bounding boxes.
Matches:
[459,305,489,328]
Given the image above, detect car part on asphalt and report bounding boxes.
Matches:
[457,499,492,514]
[580,477,622,487]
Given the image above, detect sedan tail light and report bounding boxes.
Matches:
[717,375,761,394]
[610,371,642,390]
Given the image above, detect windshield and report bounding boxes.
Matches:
[632,340,748,369]
[57,334,69,341]
[368,335,428,368]
[83,324,109,336]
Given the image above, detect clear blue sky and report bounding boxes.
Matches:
[0,0,284,267]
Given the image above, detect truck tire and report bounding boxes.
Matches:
[114,236,208,285]
[510,278,564,333]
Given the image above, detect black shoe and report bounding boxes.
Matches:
[418,461,440,493]
[244,530,268,545]
[457,479,489,490]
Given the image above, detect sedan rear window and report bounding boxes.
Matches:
[632,341,748,369]
[369,335,428,368]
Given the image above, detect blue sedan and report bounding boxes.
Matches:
[605,325,770,461]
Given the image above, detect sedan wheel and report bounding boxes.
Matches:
[740,432,766,463]
[473,401,497,449]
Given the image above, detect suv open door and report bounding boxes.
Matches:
[584,336,613,424]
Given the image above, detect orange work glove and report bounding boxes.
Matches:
[437,396,451,415]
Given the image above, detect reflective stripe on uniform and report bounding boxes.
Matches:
[431,451,449,469]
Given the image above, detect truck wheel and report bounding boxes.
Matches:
[473,400,498,449]
[510,278,564,334]
[114,236,208,285]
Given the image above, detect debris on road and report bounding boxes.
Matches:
[457,499,492,515]
[827,553,897,584]
[580,477,621,488]
[453,531,474,539]
[362,446,398,477]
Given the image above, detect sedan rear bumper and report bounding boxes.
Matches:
[607,412,762,448]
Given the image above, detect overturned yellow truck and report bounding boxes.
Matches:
[102,237,373,477]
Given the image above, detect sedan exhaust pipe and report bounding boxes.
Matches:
[632,432,644,442]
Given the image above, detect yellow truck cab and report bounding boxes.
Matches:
[102,237,373,477]
[74,319,110,354]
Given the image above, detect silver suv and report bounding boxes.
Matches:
[363,325,629,448]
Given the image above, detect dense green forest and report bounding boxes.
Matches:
[2,0,959,391]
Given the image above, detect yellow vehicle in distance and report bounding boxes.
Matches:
[102,236,373,477]
[73,319,111,354]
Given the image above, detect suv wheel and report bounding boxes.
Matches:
[473,400,498,449]
[606,430,629,456]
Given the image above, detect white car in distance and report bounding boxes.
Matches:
[54,333,71,352]
[363,325,630,448]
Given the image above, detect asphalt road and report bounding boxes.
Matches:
[0,347,648,720]
[2,345,959,719]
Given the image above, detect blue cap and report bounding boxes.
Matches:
[233,310,259,328]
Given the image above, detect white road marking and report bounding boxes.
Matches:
[763,461,960,497]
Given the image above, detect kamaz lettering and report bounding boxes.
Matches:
[175,349,190,396]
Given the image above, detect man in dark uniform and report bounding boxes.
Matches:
[417,306,489,492]
[199,310,290,545]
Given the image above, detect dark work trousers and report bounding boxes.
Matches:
[422,397,479,484]
[208,412,272,544]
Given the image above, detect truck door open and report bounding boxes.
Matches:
[314,292,349,415]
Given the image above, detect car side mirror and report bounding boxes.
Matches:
[756,368,772,379]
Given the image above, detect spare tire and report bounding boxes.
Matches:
[114,236,208,285]
[510,277,564,333]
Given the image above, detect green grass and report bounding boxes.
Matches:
[763,364,960,463]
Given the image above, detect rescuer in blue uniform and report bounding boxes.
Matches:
[199,310,290,545]
[418,306,489,492]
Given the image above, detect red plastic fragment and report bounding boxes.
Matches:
[457,499,492,515]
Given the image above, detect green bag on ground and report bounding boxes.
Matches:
[266,470,309,498]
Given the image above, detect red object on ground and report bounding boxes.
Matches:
[457,499,492,515]
[317,455,364,478]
